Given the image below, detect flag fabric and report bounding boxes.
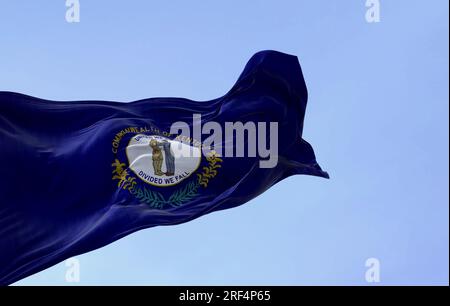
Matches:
[0,50,328,285]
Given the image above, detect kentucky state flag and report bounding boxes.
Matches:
[0,51,328,285]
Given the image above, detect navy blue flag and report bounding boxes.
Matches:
[0,51,328,285]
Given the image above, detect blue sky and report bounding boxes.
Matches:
[0,0,448,285]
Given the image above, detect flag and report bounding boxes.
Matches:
[0,50,328,285]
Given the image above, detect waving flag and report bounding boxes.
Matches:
[0,51,328,285]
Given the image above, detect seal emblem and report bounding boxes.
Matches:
[111,126,222,209]
[126,134,202,187]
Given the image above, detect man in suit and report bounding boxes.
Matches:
[161,140,175,176]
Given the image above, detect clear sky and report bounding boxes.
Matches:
[1,0,448,285]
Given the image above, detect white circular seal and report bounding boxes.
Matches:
[126,134,201,187]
